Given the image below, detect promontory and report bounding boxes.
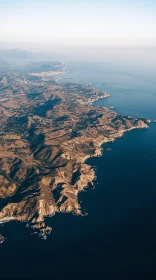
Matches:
[0,71,148,239]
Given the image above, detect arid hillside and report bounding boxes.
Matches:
[0,72,148,239]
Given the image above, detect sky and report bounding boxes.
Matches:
[0,0,156,51]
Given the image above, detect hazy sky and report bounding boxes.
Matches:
[0,0,156,50]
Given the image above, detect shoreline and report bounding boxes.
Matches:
[0,217,16,224]
[77,123,149,214]
[82,123,148,164]
[0,123,150,230]
[84,93,110,105]
[0,69,151,238]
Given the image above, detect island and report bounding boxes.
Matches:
[0,70,149,239]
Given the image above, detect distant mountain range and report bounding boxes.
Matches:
[0,49,62,74]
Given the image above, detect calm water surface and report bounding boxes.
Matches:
[0,61,156,279]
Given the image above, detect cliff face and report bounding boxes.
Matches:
[0,72,148,238]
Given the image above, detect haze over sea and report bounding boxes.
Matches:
[0,49,156,279]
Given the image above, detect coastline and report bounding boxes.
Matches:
[78,122,149,212]
[82,123,149,164]
[0,121,149,234]
[0,70,150,239]
[0,217,16,224]
[86,93,110,104]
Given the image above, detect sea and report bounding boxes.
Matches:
[0,53,156,279]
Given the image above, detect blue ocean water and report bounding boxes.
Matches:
[0,60,156,279]
[62,61,156,120]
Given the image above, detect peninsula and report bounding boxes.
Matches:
[0,71,148,239]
